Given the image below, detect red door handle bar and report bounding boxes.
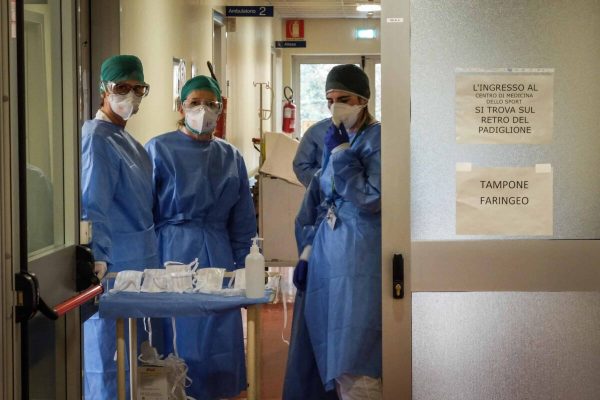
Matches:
[53,284,104,317]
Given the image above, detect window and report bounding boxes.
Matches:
[293,55,381,137]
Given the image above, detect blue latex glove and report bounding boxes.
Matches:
[324,123,350,153]
[293,259,308,291]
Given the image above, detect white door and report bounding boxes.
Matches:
[381,0,600,398]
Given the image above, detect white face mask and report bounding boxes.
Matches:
[233,268,246,290]
[330,102,365,129]
[109,270,143,293]
[169,271,194,293]
[185,105,219,135]
[194,268,225,292]
[108,91,142,120]
[141,269,170,293]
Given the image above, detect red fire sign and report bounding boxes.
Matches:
[285,20,304,40]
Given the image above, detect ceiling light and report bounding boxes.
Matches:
[356,28,377,39]
[356,2,381,12]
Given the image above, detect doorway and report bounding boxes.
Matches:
[292,55,381,138]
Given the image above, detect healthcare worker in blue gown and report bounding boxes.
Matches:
[145,75,257,400]
[81,55,160,399]
[284,64,382,400]
[292,117,329,187]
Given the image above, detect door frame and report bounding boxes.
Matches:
[1,0,22,397]
[1,0,84,398]
[380,0,411,398]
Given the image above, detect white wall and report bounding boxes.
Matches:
[118,2,379,175]
[280,18,381,87]
[225,5,280,174]
[119,0,280,175]
[274,18,380,138]
[120,0,223,146]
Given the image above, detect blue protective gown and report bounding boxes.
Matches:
[292,118,330,187]
[81,118,160,400]
[145,131,257,400]
[295,121,382,391]
[283,171,338,399]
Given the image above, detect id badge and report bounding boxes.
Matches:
[326,205,337,230]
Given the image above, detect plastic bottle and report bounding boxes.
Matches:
[245,237,265,298]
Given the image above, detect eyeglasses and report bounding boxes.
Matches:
[183,99,223,113]
[102,81,150,97]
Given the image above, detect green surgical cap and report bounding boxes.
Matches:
[180,75,222,103]
[100,55,145,86]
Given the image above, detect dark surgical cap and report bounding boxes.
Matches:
[325,64,370,100]
[100,55,145,84]
[180,75,222,103]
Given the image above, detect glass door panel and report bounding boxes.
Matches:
[24,1,66,398]
[19,0,80,398]
[411,0,600,241]
[24,3,64,255]
[408,1,600,397]
[299,62,345,134]
[379,0,600,398]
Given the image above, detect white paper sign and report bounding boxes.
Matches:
[456,69,554,144]
[456,164,553,235]
[138,366,168,399]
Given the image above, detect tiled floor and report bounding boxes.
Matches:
[233,301,295,400]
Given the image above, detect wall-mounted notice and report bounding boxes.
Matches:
[456,163,553,235]
[456,68,554,144]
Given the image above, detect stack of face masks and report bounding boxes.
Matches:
[109,259,248,296]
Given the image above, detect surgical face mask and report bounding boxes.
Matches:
[108,91,142,120]
[169,271,194,293]
[110,270,143,293]
[329,102,365,129]
[194,268,225,292]
[141,269,169,293]
[164,258,198,273]
[184,105,219,135]
[233,268,246,290]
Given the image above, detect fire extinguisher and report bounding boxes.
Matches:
[282,86,296,134]
[207,61,227,139]
[215,96,227,139]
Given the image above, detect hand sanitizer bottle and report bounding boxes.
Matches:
[245,237,265,298]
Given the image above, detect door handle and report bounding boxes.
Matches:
[15,271,104,322]
[15,245,102,322]
[76,244,99,291]
[393,253,404,299]
[15,271,39,322]
[15,271,61,321]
